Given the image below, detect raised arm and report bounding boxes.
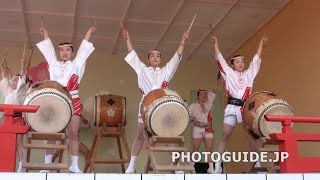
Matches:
[0,65,5,80]
[177,31,189,55]
[36,26,58,66]
[74,27,95,80]
[40,27,49,40]
[256,35,268,57]
[211,35,233,76]
[122,28,133,52]
[4,61,12,80]
[25,56,32,74]
[84,27,96,41]
[0,63,13,96]
[246,36,268,78]
[20,57,26,75]
[211,34,221,55]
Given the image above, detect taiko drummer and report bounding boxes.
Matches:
[121,25,189,173]
[211,34,268,173]
[36,23,95,173]
[0,54,32,172]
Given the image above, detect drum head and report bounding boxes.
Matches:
[24,88,73,133]
[147,101,189,137]
[254,99,293,138]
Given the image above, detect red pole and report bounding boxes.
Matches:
[0,104,39,172]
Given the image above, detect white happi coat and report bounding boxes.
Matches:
[0,75,28,119]
[36,39,95,98]
[216,52,261,123]
[189,91,216,124]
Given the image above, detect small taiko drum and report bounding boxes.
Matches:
[94,94,126,127]
[243,91,294,139]
[140,88,189,137]
[23,81,73,133]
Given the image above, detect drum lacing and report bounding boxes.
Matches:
[23,91,74,132]
[148,99,189,135]
[257,101,293,137]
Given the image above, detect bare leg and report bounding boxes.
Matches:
[16,134,24,172]
[67,115,82,173]
[40,141,55,173]
[242,123,260,167]
[217,124,235,154]
[204,137,214,173]
[192,138,203,153]
[125,122,145,173]
[215,123,235,173]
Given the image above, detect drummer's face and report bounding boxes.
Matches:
[148,51,161,67]
[59,46,73,61]
[231,58,245,72]
[198,91,206,102]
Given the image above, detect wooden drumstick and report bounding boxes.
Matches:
[209,24,214,35]
[26,48,34,71]
[29,47,34,59]
[187,14,197,33]
[41,16,44,27]
[92,18,96,28]
[22,43,26,58]
[120,21,124,30]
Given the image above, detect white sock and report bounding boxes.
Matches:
[71,155,79,167]
[45,154,53,164]
[209,162,214,169]
[254,160,261,167]
[17,161,23,173]
[215,161,221,170]
[40,155,53,173]
[69,155,82,173]
[207,162,214,173]
[126,156,137,173]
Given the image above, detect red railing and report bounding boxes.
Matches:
[0,104,39,172]
[265,115,320,173]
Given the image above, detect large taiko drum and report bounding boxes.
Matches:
[94,94,126,127]
[23,81,73,133]
[243,91,294,139]
[140,88,189,137]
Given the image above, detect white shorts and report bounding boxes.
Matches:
[224,114,237,126]
[193,127,214,138]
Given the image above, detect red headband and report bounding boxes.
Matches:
[58,41,73,48]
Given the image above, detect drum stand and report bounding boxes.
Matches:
[23,131,68,172]
[143,129,195,174]
[249,137,280,173]
[84,123,131,173]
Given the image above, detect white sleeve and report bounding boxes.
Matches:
[124,50,146,75]
[36,39,59,67]
[206,91,216,109]
[188,104,195,118]
[245,54,261,80]
[74,40,95,79]
[162,52,182,82]
[0,78,13,96]
[216,52,234,77]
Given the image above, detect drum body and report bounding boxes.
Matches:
[243,91,293,139]
[23,80,73,133]
[140,88,189,137]
[94,94,126,127]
